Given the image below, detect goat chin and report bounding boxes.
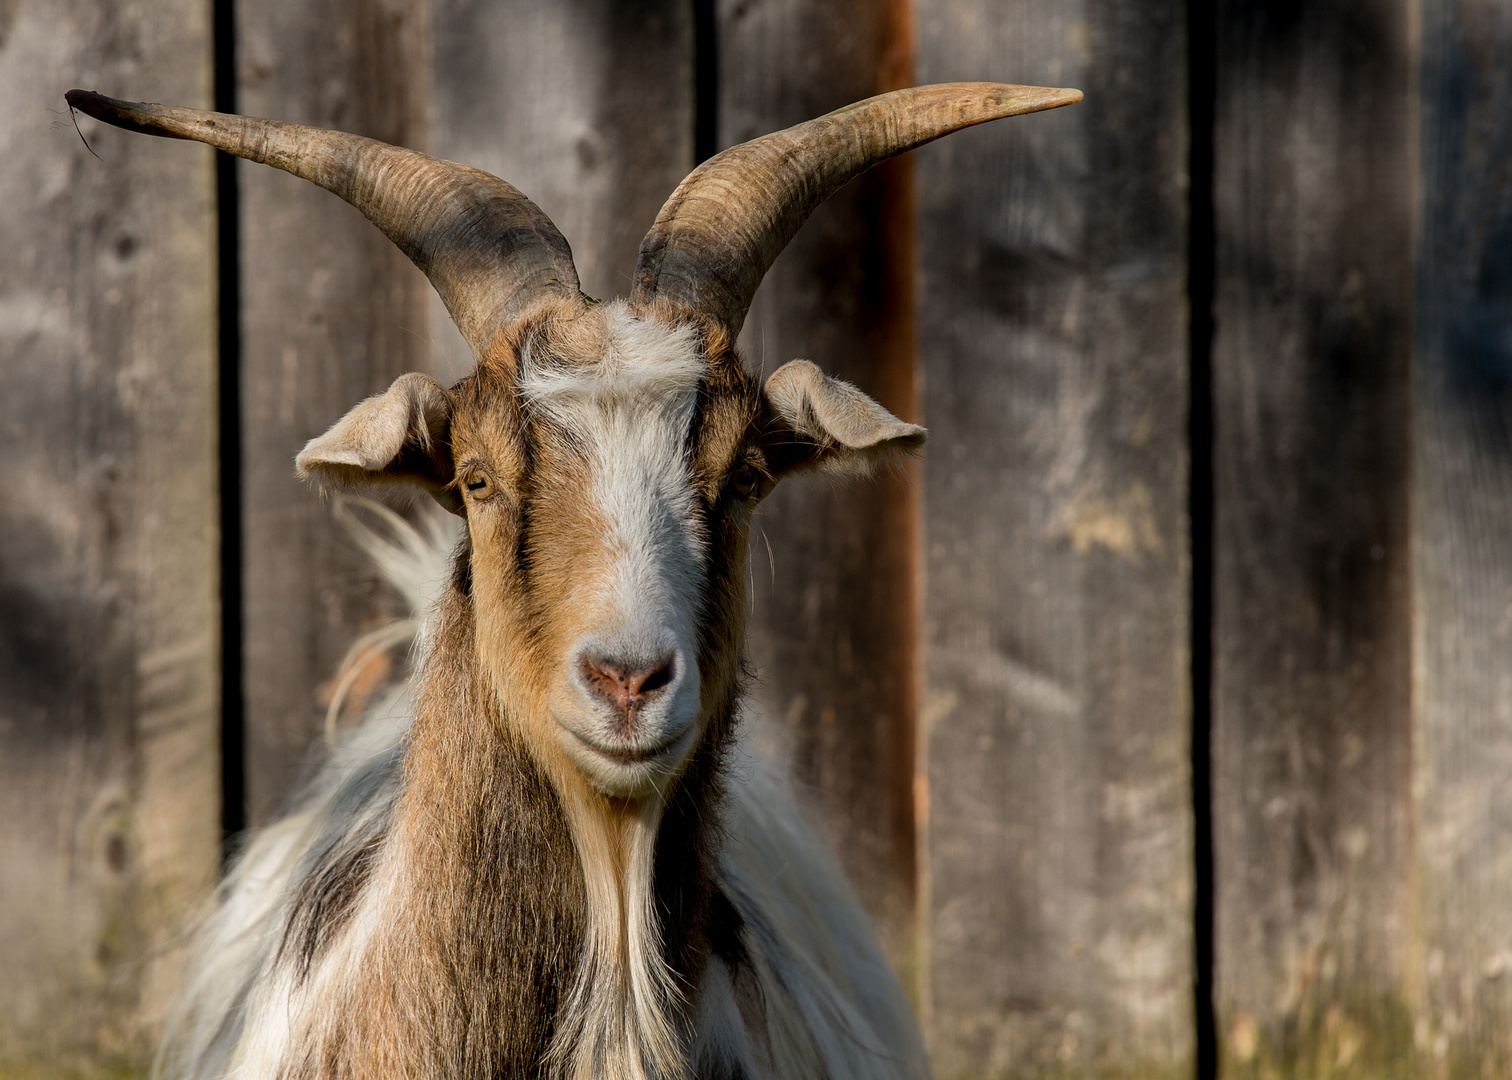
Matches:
[156,498,930,1080]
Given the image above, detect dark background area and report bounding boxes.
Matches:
[2,0,1511,1077]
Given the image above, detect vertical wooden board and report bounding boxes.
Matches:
[915,1,1193,1077]
[1414,1,1512,1073]
[236,0,433,823]
[0,0,220,1073]
[427,0,694,380]
[717,0,921,972]
[1212,0,1416,1075]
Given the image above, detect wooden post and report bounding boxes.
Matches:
[717,0,922,975]
[0,0,220,1072]
[235,0,433,823]
[1212,0,1417,1074]
[914,1,1195,1076]
[1414,0,1512,1072]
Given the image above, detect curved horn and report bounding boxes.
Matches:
[631,82,1081,338]
[66,90,581,360]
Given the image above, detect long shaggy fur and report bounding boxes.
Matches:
[159,503,928,1080]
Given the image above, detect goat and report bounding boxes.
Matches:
[66,81,1081,1080]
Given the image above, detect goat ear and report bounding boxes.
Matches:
[296,372,461,512]
[761,359,926,477]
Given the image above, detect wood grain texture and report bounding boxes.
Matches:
[1413,1,1512,1073]
[717,0,921,975]
[426,0,694,380]
[1212,0,1416,1075]
[915,1,1193,1076]
[0,0,220,1072]
[236,0,432,823]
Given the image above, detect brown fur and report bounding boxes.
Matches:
[289,564,588,1079]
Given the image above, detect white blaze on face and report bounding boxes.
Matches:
[520,303,708,797]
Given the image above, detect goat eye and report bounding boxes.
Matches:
[462,470,494,500]
[730,465,761,498]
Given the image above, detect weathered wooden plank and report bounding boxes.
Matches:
[717,0,920,975]
[0,0,220,1072]
[236,0,432,823]
[1413,1,1512,1072]
[427,0,694,379]
[915,1,1193,1076]
[1211,0,1417,1074]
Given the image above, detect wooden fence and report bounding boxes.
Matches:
[1,0,1510,1077]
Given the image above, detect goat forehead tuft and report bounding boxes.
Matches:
[519,301,706,411]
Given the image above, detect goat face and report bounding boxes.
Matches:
[295,298,923,801]
[457,302,749,800]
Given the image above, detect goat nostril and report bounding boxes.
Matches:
[579,654,677,716]
[638,658,675,695]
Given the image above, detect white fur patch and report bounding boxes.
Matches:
[519,303,704,407]
[549,796,686,1080]
[518,306,708,614]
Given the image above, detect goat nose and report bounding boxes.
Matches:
[579,653,676,722]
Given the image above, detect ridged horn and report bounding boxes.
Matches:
[66,89,582,360]
[631,82,1082,338]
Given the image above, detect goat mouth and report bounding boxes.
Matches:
[566,725,691,767]
[597,743,668,764]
